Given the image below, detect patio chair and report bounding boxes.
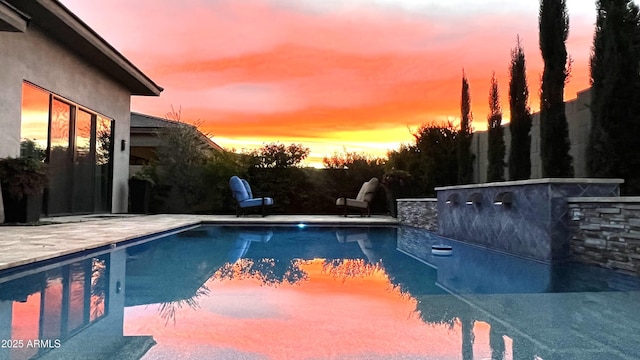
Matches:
[228,228,274,262]
[229,176,274,217]
[336,177,379,217]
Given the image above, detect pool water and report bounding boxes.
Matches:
[1,225,639,360]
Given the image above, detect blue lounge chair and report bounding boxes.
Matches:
[229,176,274,217]
[228,228,274,262]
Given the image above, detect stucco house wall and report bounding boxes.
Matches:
[0,26,131,211]
[0,0,162,214]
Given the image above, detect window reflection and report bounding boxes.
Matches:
[20,81,114,215]
[41,276,63,340]
[96,116,112,166]
[0,254,110,358]
[95,116,113,212]
[10,293,40,360]
[50,99,70,151]
[20,83,49,159]
[75,110,93,161]
[90,258,107,321]
[68,262,86,333]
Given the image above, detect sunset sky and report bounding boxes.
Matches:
[61,0,607,166]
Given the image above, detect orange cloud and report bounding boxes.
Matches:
[63,0,596,164]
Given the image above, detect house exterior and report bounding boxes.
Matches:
[0,0,162,214]
[130,112,223,167]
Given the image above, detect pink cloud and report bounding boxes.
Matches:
[63,0,598,158]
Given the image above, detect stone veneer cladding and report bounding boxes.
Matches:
[396,198,437,231]
[436,179,622,263]
[568,198,640,276]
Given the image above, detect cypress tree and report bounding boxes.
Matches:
[487,72,505,182]
[508,37,533,180]
[539,0,574,177]
[588,0,640,194]
[457,71,474,184]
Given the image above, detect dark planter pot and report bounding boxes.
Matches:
[1,187,43,223]
[129,179,152,214]
[384,185,412,218]
[385,190,398,218]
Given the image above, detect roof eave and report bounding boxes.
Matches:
[0,1,29,32]
[9,0,163,96]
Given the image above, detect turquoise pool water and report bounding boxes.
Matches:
[1,225,639,359]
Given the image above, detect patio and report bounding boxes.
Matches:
[0,214,398,272]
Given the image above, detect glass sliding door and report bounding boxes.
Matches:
[20,83,49,160]
[95,116,113,212]
[47,98,73,215]
[20,82,114,216]
[72,109,95,213]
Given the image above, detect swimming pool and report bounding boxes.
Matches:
[1,225,639,359]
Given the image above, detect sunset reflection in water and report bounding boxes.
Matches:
[124,258,509,360]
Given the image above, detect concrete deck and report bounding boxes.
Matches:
[0,214,398,272]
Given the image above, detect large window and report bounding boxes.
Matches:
[20,82,114,215]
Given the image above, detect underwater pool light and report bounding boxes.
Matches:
[297,223,306,229]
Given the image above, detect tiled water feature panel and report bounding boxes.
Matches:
[397,198,437,231]
[436,178,622,263]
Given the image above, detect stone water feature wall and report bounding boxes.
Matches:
[396,198,437,231]
[568,197,640,276]
[436,179,622,263]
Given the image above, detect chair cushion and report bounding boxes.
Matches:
[361,177,379,203]
[336,198,368,209]
[355,181,368,201]
[241,179,253,199]
[229,176,249,202]
[239,197,274,208]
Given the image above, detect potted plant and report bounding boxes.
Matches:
[129,167,156,214]
[0,157,48,223]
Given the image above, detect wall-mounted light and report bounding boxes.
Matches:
[446,193,460,205]
[121,139,126,151]
[494,192,513,207]
[466,192,482,206]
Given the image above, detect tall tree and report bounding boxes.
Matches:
[508,36,533,181]
[457,71,474,184]
[588,0,640,194]
[487,72,505,182]
[539,0,573,177]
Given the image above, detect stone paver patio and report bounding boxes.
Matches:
[0,214,398,272]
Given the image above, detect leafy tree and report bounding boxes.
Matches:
[19,139,46,161]
[386,123,459,196]
[457,71,474,184]
[203,151,247,213]
[416,122,459,195]
[487,72,505,182]
[539,0,574,177]
[244,143,311,214]
[387,143,426,193]
[247,143,310,168]
[508,37,533,180]
[153,113,211,211]
[322,150,385,170]
[588,0,640,194]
